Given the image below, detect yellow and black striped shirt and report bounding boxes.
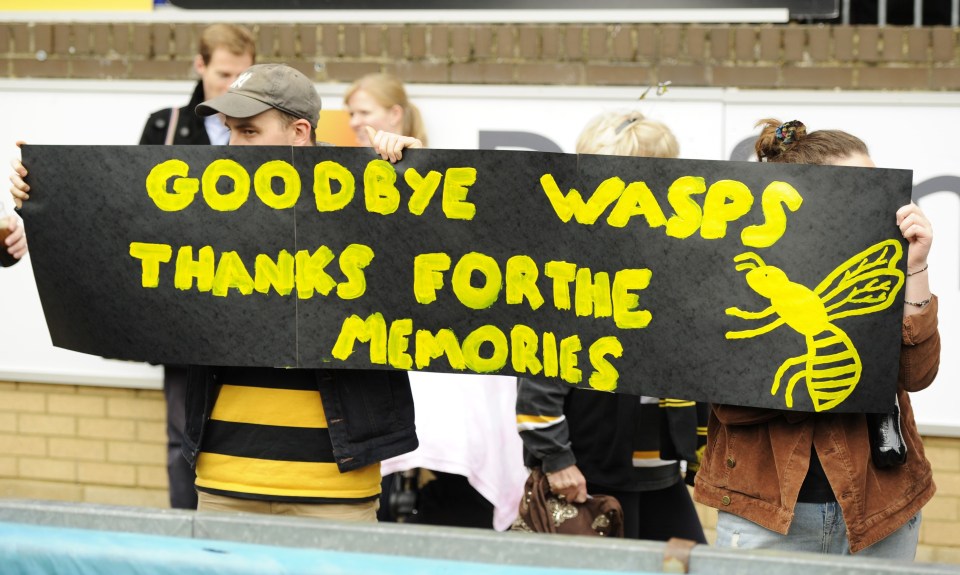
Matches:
[195,367,380,503]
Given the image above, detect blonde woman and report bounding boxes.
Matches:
[575,111,679,158]
[517,110,706,543]
[344,73,428,147]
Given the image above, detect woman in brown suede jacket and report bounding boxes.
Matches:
[694,119,940,559]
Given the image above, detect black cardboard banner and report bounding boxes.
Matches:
[22,145,912,412]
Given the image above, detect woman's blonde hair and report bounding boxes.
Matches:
[575,111,679,159]
[344,73,428,146]
[754,118,868,165]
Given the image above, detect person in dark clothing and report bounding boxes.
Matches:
[137,23,255,510]
[139,23,255,147]
[140,81,211,146]
[516,111,706,543]
[517,379,707,542]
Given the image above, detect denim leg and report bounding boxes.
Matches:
[717,505,921,559]
[820,502,847,554]
[717,509,808,552]
[717,503,839,553]
[847,511,921,560]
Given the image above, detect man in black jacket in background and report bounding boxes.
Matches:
[138,23,255,509]
[139,24,255,146]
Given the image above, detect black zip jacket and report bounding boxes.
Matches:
[517,378,705,492]
[139,81,211,146]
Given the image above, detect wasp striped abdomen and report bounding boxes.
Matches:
[802,325,862,411]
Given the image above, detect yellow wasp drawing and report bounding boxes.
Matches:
[725,240,905,412]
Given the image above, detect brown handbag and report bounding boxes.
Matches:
[510,469,624,537]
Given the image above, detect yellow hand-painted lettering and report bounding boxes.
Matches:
[129,242,172,287]
[741,181,803,249]
[132,242,375,300]
[331,313,621,388]
[364,159,400,215]
[542,173,804,248]
[145,160,198,212]
[202,159,250,212]
[146,158,477,220]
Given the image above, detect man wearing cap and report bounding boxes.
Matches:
[9,63,423,521]
[196,63,419,159]
[181,63,423,520]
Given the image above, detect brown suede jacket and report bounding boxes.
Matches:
[694,297,941,553]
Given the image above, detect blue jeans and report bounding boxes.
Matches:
[716,503,921,559]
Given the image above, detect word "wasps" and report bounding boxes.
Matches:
[541,175,802,249]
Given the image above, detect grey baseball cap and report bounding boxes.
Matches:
[196,63,321,128]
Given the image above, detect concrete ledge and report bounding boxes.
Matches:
[1,499,956,575]
[0,499,194,538]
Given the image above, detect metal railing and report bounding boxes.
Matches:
[841,0,960,26]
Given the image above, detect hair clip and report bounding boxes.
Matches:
[638,81,671,100]
[775,120,805,146]
[615,117,639,135]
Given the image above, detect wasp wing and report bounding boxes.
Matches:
[814,240,905,321]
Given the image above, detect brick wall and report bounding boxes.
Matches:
[0,377,958,563]
[918,437,960,562]
[0,380,167,508]
[1,21,960,90]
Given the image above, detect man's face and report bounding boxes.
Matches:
[196,48,255,101]
[225,109,300,146]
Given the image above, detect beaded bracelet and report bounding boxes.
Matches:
[904,298,931,308]
[907,264,928,277]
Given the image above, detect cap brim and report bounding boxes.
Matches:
[195,92,273,120]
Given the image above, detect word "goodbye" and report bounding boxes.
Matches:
[145,158,478,219]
